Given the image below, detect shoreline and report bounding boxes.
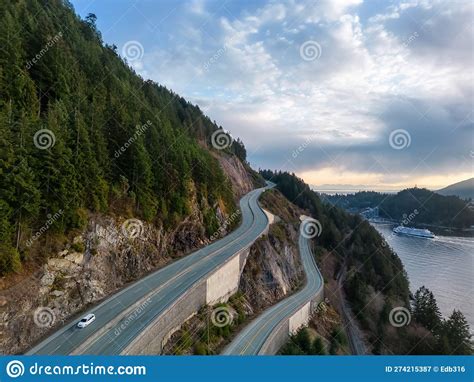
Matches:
[371,222,474,332]
[368,218,474,238]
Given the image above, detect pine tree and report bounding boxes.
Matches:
[311,336,326,355]
[441,310,473,355]
[413,286,442,332]
[0,0,238,275]
[294,328,312,353]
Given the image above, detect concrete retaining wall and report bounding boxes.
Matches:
[258,319,290,355]
[206,255,241,305]
[258,287,324,355]
[124,281,207,354]
[123,247,254,354]
[122,203,269,354]
[289,302,311,334]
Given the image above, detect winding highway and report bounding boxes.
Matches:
[27,182,274,355]
[222,225,323,355]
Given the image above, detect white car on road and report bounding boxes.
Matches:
[77,313,96,328]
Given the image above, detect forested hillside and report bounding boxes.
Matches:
[260,170,472,354]
[0,0,247,275]
[324,188,474,229]
[260,170,409,301]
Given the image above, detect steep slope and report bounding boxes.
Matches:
[0,0,252,276]
[259,170,471,355]
[0,0,259,354]
[161,189,307,355]
[437,178,474,200]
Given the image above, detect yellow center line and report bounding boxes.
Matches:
[239,238,319,354]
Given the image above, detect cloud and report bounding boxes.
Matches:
[134,0,473,189]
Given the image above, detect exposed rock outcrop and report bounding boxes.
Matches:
[162,189,307,354]
[0,156,250,355]
[214,153,255,198]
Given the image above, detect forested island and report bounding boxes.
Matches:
[322,187,474,230]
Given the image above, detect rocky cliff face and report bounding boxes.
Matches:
[162,189,307,354]
[214,153,256,198]
[238,189,305,312]
[0,155,254,355]
[239,223,303,311]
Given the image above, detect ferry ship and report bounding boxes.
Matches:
[393,226,435,238]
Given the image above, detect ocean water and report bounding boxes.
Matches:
[372,223,474,330]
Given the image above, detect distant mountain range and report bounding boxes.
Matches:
[437,178,474,200]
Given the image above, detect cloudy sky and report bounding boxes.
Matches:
[72,0,473,191]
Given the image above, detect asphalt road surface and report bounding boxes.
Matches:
[27,182,274,355]
[222,229,323,355]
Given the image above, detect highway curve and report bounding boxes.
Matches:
[222,225,323,355]
[27,182,274,355]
